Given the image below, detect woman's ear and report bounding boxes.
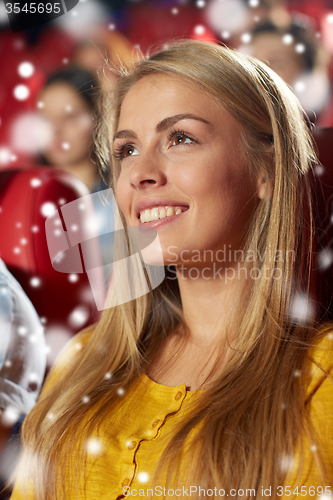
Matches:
[256,145,275,200]
[256,169,274,200]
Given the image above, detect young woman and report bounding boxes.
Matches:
[10,40,333,500]
[39,66,106,192]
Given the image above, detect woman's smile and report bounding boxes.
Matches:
[138,205,189,227]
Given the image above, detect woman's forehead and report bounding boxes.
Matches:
[41,82,90,111]
[117,73,231,125]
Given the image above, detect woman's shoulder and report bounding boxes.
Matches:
[304,328,333,474]
[305,328,333,439]
[306,328,333,393]
[41,324,96,396]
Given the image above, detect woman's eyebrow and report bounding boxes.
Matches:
[113,113,210,142]
[113,129,137,142]
[155,113,210,132]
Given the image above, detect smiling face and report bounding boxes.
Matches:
[114,74,264,267]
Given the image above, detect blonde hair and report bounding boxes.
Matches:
[14,41,329,499]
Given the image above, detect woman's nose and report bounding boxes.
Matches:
[129,152,167,190]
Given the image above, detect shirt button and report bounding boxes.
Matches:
[151,419,160,428]
[122,478,130,487]
[127,441,137,450]
[175,391,183,400]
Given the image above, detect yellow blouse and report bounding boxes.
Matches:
[10,332,333,500]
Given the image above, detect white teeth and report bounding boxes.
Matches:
[159,208,166,219]
[166,207,175,217]
[151,208,159,220]
[140,206,184,222]
[144,209,150,222]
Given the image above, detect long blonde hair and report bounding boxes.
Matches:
[15,41,329,499]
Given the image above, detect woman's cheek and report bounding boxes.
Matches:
[114,180,128,217]
[78,113,93,131]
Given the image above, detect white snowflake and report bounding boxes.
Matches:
[30,178,42,187]
[327,13,333,24]
[295,43,305,54]
[68,274,79,283]
[18,62,34,78]
[13,84,30,101]
[137,471,149,483]
[314,164,324,176]
[1,407,20,426]
[317,248,333,271]
[278,453,294,473]
[18,326,27,336]
[294,81,306,93]
[86,438,103,456]
[30,277,41,287]
[0,148,11,165]
[41,202,57,217]
[241,33,251,44]
[68,306,89,328]
[282,34,293,45]
[194,25,206,36]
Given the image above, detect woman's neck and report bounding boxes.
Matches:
[146,264,244,390]
[176,263,242,346]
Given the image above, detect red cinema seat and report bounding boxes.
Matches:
[0,167,104,367]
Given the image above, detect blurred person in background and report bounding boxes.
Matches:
[38,66,105,192]
[71,30,134,89]
[244,18,332,123]
[0,258,46,499]
[38,67,114,286]
[205,0,290,48]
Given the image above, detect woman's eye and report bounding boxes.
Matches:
[113,144,139,160]
[124,145,139,157]
[171,133,194,146]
